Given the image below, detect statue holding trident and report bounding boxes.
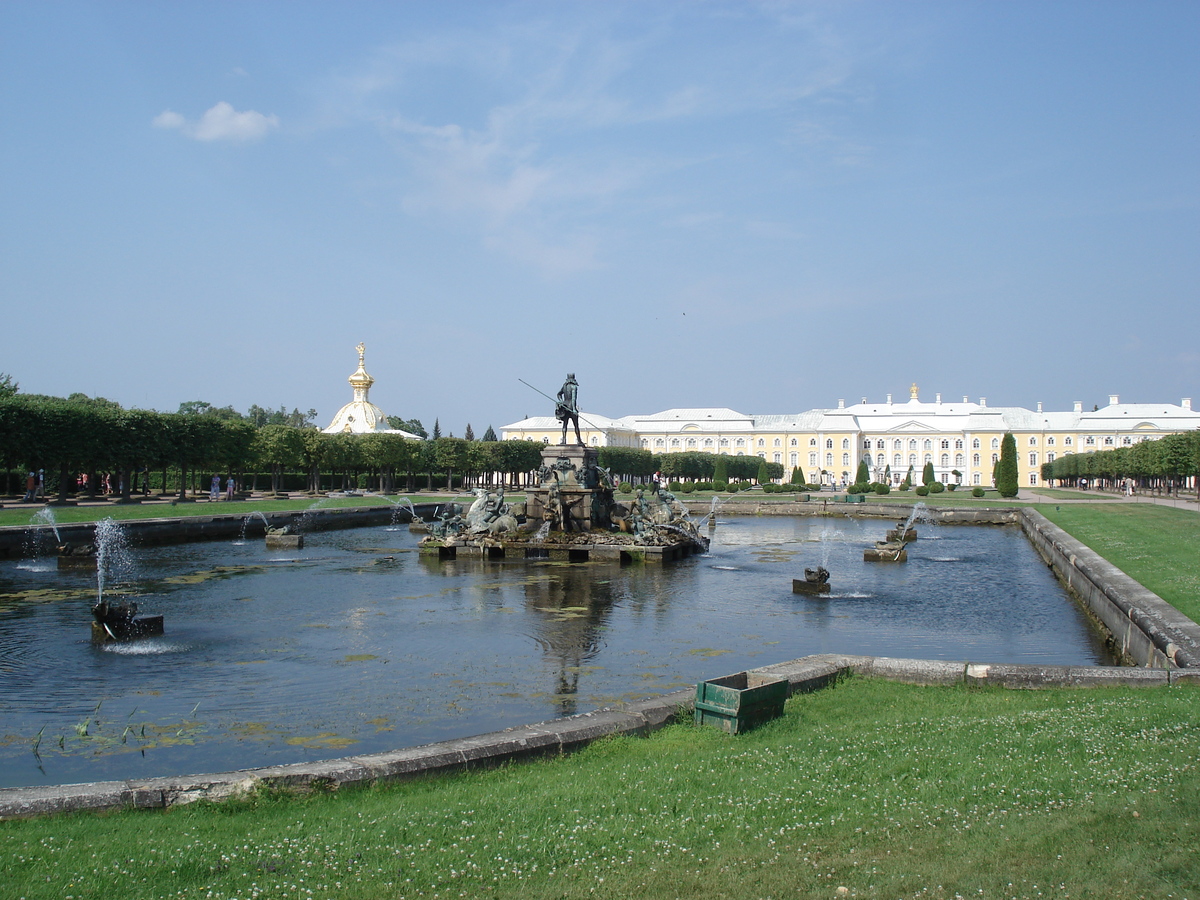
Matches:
[555,373,584,445]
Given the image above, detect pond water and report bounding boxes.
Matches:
[0,517,1112,789]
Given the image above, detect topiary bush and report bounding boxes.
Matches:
[928,481,945,493]
[873,482,890,494]
[972,486,985,498]
[717,480,733,492]
[737,480,753,492]
[946,483,957,491]
[679,482,696,493]
[762,483,777,493]
[619,482,632,493]
[915,485,929,497]
[695,481,713,492]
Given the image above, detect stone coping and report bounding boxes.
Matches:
[2,653,1196,821]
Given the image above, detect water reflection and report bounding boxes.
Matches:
[0,517,1113,789]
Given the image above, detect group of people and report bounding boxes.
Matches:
[209,474,237,501]
[22,469,43,501]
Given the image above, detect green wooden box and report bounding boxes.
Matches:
[694,671,789,734]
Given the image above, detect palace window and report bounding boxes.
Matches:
[641,439,650,448]
[757,439,765,448]
[1086,436,1094,445]
[973,473,981,485]
[909,454,917,466]
[894,454,902,467]
[1029,473,1038,485]
[941,454,949,467]
[809,452,818,466]
[894,439,902,450]
[774,453,781,463]
[842,453,850,466]
[1047,452,1056,463]
[876,440,884,449]
[909,440,917,451]
[864,439,872,450]
[1029,436,1037,445]
[704,438,713,447]
[955,453,964,467]
[1104,436,1114,446]
[790,453,798,466]
[954,439,963,450]
[864,454,873,467]
[670,438,680,448]
[924,454,932,465]
[736,438,745,447]
[973,454,980,466]
[719,438,728,447]
[842,438,850,450]
[1029,452,1037,466]
[826,453,833,466]
[924,440,932,451]
[773,438,780,447]
[972,438,980,449]
[686,438,695,448]
[790,438,798,446]
[1123,436,1132,445]
[1065,436,1073,446]
[941,440,950,450]
[992,453,999,464]
[810,438,817,447]
[1047,436,1055,445]
[655,439,664,448]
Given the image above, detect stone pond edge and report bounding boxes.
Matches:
[2,653,1197,821]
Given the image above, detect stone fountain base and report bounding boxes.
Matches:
[420,528,705,564]
[90,601,164,643]
[864,541,907,562]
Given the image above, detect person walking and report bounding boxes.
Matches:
[210,474,220,501]
[225,475,235,500]
[23,471,35,501]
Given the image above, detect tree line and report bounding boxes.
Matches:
[1040,431,1200,495]
[0,391,788,500]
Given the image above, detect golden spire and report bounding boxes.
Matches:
[349,342,375,400]
[910,382,919,400]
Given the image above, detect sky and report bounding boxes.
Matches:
[2,1,1197,435]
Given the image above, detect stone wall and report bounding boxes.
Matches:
[1019,509,1200,668]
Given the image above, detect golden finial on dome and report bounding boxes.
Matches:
[348,342,375,398]
[910,382,919,400]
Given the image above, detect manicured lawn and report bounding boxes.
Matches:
[0,495,454,529]
[1041,503,1200,625]
[2,677,1197,900]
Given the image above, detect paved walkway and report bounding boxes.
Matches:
[1020,487,1200,513]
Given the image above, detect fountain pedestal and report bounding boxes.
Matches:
[524,444,610,532]
[91,601,164,643]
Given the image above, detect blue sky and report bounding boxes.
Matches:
[2,1,1196,434]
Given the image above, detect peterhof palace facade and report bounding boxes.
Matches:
[501,385,1198,488]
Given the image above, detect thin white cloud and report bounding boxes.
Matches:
[323,8,864,276]
[152,102,279,142]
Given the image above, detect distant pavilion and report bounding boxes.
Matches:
[322,343,421,438]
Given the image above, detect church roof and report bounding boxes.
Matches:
[322,343,421,438]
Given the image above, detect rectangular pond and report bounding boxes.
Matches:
[0,516,1113,788]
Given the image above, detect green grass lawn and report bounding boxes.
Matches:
[1041,503,1200,626]
[0,495,454,529]
[3,677,1197,900]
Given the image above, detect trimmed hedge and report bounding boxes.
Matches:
[972,486,985,498]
